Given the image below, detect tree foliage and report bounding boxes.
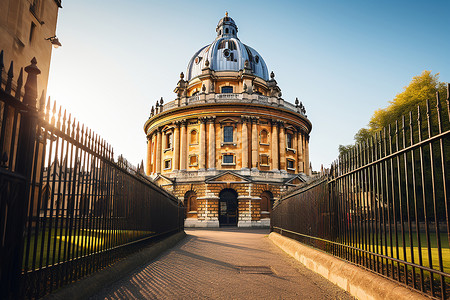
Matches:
[368,71,447,132]
[338,71,448,156]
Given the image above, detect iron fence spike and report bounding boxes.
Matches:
[0,50,4,76]
[5,61,13,94]
[15,67,23,99]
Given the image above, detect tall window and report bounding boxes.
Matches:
[260,129,269,144]
[286,133,292,148]
[190,130,198,144]
[223,126,233,143]
[166,132,173,149]
[221,86,233,93]
[29,22,36,43]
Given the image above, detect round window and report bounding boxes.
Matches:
[223,49,230,58]
[195,56,202,64]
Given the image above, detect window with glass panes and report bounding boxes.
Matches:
[224,126,233,143]
[223,154,234,164]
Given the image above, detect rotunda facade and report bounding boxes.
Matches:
[144,13,312,227]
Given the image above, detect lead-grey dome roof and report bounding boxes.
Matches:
[186,14,269,81]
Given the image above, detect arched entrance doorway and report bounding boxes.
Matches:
[184,190,197,219]
[260,191,274,219]
[219,189,238,226]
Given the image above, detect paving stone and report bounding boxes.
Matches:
[91,228,353,300]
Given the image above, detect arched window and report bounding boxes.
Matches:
[223,126,233,143]
[184,190,197,218]
[260,129,269,144]
[260,191,274,213]
[41,185,51,210]
[225,28,229,34]
[221,86,233,93]
[190,129,198,144]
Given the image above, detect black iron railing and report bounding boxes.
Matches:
[0,51,184,299]
[272,87,450,299]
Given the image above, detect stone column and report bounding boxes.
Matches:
[271,120,279,171]
[208,117,216,170]
[151,133,156,173]
[241,116,249,170]
[146,136,152,175]
[297,131,304,172]
[156,127,162,174]
[173,122,180,171]
[180,120,187,171]
[305,135,310,175]
[199,117,207,170]
[279,122,286,172]
[293,130,298,172]
[251,117,258,171]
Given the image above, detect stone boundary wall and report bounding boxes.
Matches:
[269,232,428,300]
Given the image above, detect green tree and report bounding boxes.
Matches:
[368,71,447,132]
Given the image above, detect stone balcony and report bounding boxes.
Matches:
[159,93,305,117]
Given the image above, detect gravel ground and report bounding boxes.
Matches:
[91,228,353,300]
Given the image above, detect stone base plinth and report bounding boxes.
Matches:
[184,218,220,228]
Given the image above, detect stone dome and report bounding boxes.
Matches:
[186,14,269,81]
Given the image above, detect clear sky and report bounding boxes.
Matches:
[46,0,450,170]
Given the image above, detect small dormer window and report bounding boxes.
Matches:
[225,28,229,34]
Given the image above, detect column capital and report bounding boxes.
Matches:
[250,116,259,124]
[199,117,208,124]
[174,120,182,128]
[240,115,251,123]
[157,126,163,133]
[206,116,216,124]
[180,119,187,126]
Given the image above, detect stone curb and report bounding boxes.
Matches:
[43,231,187,300]
[269,232,428,300]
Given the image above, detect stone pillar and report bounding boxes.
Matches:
[298,131,304,172]
[241,116,249,170]
[251,117,258,171]
[199,117,207,170]
[151,133,156,173]
[305,135,310,175]
[293,131,298,172]
[156,128,162,174]
[279,122,286,172]
[146,136,152,175]
[173,122,180,171]
[271,120,279,171]
[208,117,216,170]
[180,120,187,171]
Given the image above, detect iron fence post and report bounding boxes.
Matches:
[6,58,40,299]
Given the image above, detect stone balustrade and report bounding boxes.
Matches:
[159,93,305,117]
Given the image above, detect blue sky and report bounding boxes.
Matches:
[47,0,450,170]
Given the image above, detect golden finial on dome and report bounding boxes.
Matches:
[225,11,228,17]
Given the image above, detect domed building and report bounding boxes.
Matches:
[144,13,312,227]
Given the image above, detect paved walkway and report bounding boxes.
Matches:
[91,228,353,299]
